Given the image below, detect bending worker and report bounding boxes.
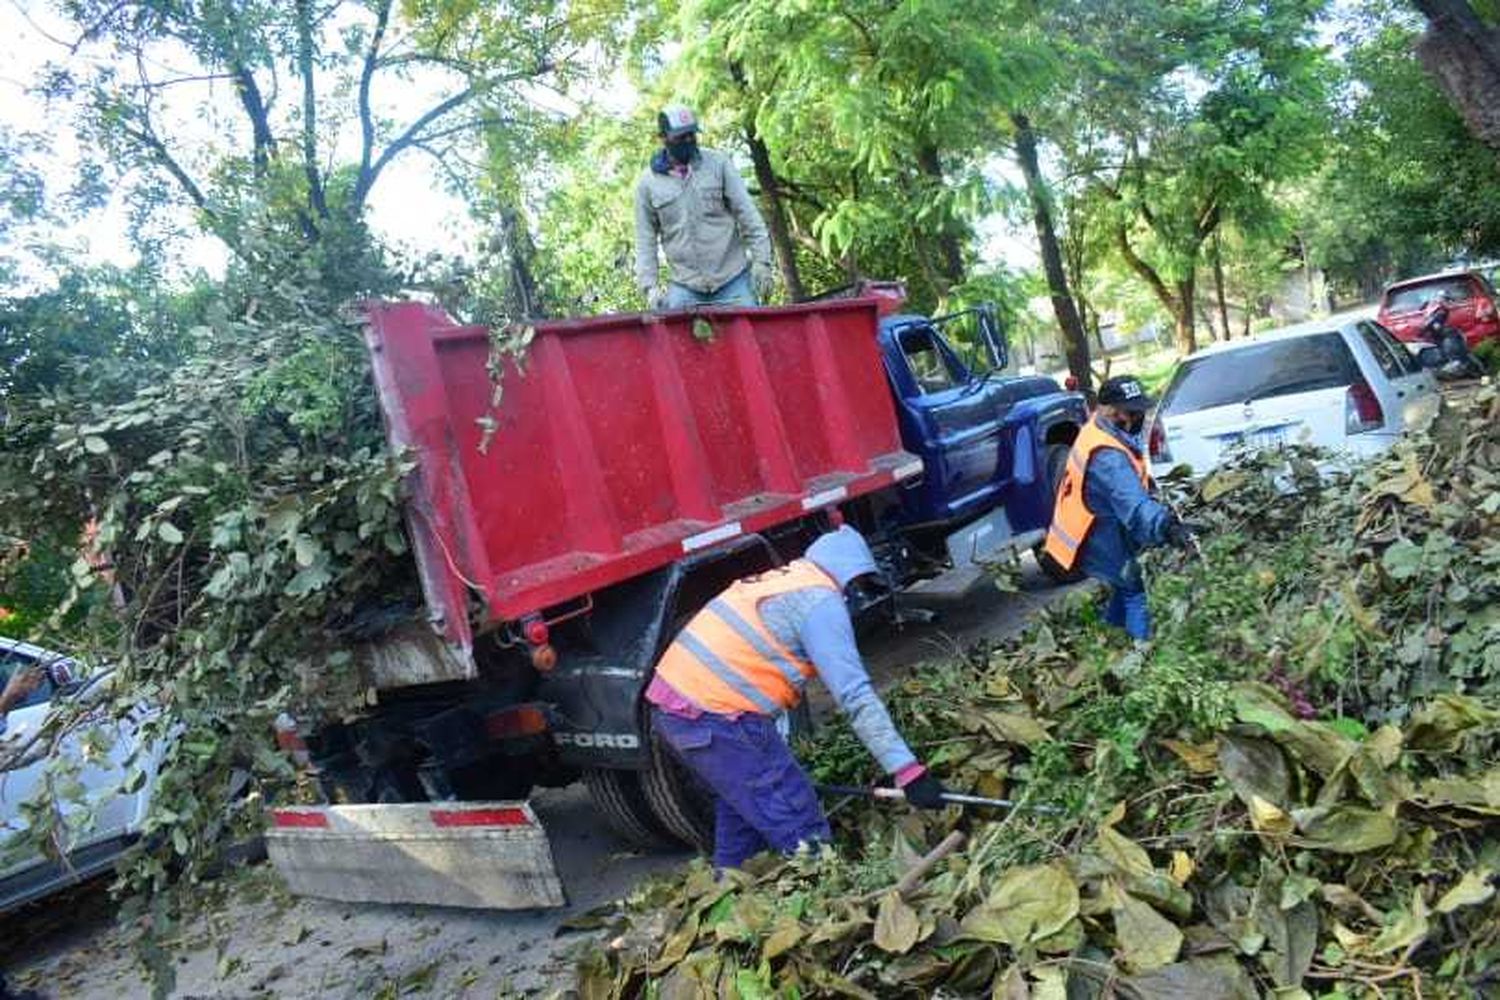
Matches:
[645,525,947,868]
[634,104,777,311]
[1044,375,1197,640]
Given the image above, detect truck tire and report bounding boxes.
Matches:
[1036,443,1086,585]
[641,702,815,854]
[583,767,676,849]
[641,736,716,851]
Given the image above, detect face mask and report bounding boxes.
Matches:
[666,138,697,164]
[1121,412,1145,436]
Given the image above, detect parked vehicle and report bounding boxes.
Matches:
[271,289,1086,902]
[1377,270,1500,350]
[0,641,161,913]
[1147,315,1440,480]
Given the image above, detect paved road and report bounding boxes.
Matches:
[4,558,1078,998]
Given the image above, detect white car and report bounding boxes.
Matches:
[1148,316,1441,479]
[0,639,161,913]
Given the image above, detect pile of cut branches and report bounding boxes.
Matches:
[575,389,1500,998]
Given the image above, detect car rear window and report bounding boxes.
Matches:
[1160,333,1360,417]
[1384,277,1477,313]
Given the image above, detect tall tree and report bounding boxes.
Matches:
[1055,0,1330,353]
[1012,112,1093,390]
[53,0,581,282]
[1411,0,1500,148]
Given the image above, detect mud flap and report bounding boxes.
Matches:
[266,802,565,910]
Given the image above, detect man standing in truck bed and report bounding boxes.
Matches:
[645,525,948,869]
[634,104,777,311]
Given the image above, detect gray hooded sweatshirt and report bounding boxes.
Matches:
[754,526,917,774]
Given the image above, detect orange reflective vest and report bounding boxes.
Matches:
[1043,415,1151,571]
[654,560,838,715]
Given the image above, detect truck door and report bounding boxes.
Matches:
[887,321,1011,523]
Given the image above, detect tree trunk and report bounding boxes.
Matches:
[744,135,804,301]
[1174,275,1197,354]
[1212,233,1231,340]
[499,205,541,319]
[1413,0,1500,149]
[915,144,966,288]
[1012,112,1092,391]
[730,62,805,301]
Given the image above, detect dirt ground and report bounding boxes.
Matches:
[2,558,1079,999]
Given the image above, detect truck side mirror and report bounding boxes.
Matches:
[977,305,1009,373]
[1416,345,1442,369]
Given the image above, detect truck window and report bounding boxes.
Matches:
[899,327,963,394]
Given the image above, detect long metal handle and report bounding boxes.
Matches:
[815,783,1061,815]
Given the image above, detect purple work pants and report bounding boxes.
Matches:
[651,707,830,869]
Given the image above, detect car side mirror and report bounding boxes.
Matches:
[1416,346,1442,369]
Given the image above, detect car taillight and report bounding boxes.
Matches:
[1148,419,1172,463]
[1478,297,1497,322]
[1345,380,1384,434]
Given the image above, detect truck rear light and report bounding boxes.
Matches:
[522,618,549,645]
[530,644,558,672]
[1345,379,1384,434]
[1148,419,1172,463]
[1478,297,1497,322]
[485,704,550,740]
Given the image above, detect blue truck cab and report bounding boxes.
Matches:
[873,303,1089,578]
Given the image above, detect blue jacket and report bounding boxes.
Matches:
[1078,417,1173,591]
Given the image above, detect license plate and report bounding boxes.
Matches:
[1249,428,1287,450]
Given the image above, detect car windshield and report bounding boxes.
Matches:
[1160,333,1360,417]
[1385,277,1475,313]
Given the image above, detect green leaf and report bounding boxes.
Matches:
[873,891,921,954]
[1096,825,1154,878]
[1380,539,1423,580]
[84,435,109,454]
[157,521,185,545]
[1120,957,1259,1000]
[1366,890,1429,956]
[1405,693,1500,752]
[1113,891,1183,972]
[1290,805,1398,854]
[1435,869,1495,914]
[1218,734,1291,809]
[284,562,333,597]
[960,863,1078,946]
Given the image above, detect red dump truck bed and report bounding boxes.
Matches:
[364,300,921,657]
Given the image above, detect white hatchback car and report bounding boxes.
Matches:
[1147,316,1441,479]
[0,640,161,913]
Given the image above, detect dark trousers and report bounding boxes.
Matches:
[652,707,830,868]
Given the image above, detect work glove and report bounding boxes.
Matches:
[1165,516,1202,550]
[751,261,776,302]
[900,772,950,810]
[644,285,667,312]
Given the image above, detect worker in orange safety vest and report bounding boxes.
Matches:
[1044,375,1198,639]
[646,525,948,868]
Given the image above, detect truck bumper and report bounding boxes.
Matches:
[267,802,565,910]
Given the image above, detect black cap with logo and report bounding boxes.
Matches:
[1096,375,1155,413]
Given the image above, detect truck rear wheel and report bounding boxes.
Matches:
[641,702,815,854]
[583,767,676,849]
[641,736,716,851]
[1036,443,1086,584]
